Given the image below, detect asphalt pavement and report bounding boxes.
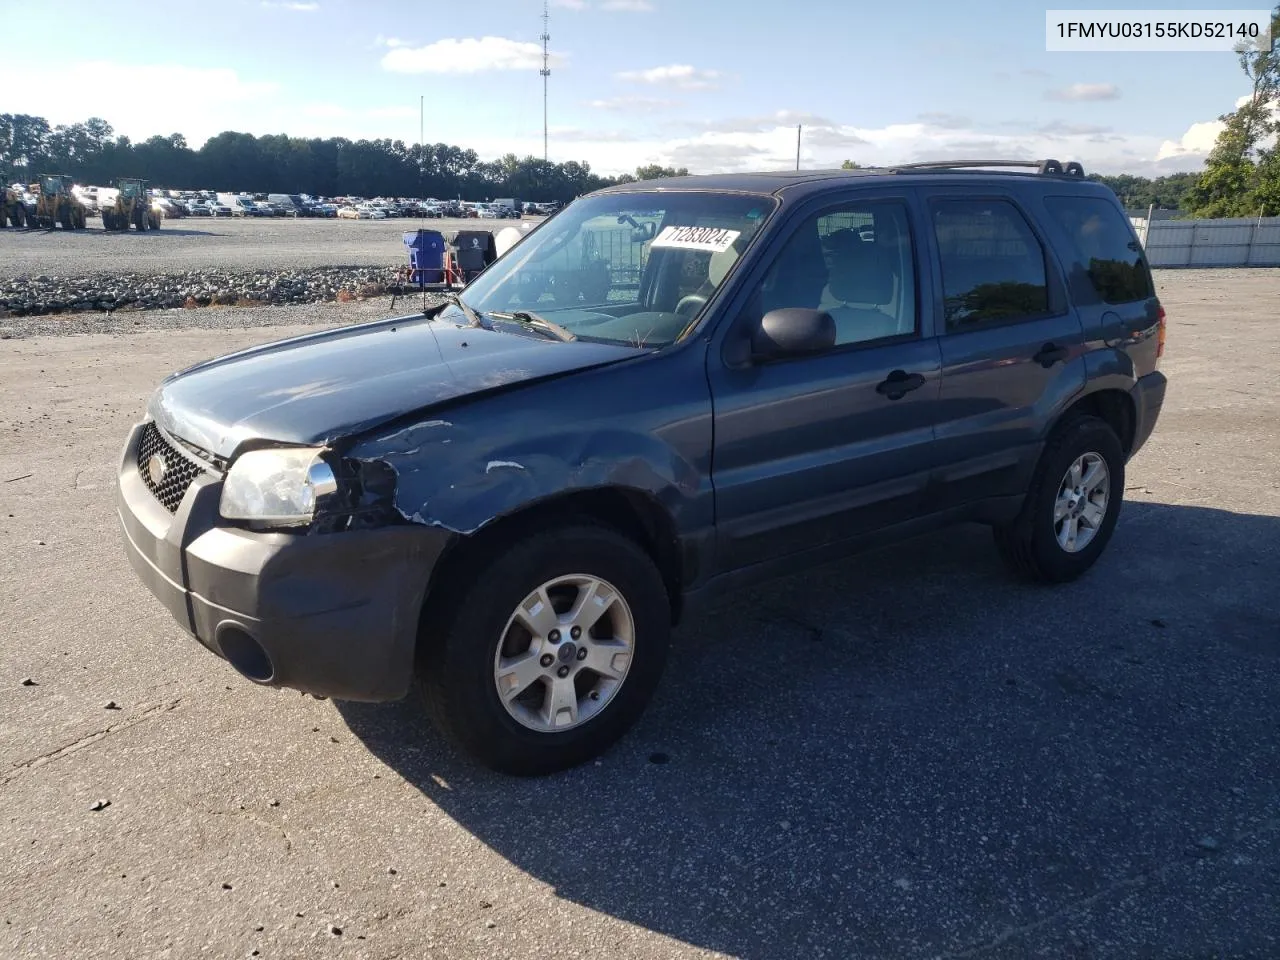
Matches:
[1,269,1277,959]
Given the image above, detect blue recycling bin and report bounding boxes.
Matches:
[402,229,446,286]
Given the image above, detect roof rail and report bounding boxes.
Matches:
[890,159,1086,177]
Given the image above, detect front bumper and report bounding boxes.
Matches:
[116,422,449,701]
[1128,370,1168,459]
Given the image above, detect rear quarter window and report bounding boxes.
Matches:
[1044,196,1154,304]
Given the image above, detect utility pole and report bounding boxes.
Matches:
[540,0,551,163]
[796,125,802,171]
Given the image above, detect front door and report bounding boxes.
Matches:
[707,193,943,571]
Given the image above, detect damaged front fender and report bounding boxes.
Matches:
[357,417,704,537]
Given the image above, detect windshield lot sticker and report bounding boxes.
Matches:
[651,226,741,253]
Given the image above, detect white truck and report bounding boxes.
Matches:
[490,198,522,218]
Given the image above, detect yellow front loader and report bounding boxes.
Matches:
[33,174,88,229]
[102,178,161,231]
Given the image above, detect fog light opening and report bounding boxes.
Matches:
[216,624,275,684]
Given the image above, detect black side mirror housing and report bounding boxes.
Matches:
[751,308,836,361]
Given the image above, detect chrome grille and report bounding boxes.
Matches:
[137,422,208,513]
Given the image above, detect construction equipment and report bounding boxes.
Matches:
[32,174,88,229]
[1,183,28,228]
[102,179,161,231]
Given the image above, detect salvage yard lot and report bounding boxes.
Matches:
[0,215,518,278]
[1,270,1278,958]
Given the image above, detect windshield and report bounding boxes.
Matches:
[455,191,776,347]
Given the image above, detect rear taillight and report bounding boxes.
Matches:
[1156,305,1166,359]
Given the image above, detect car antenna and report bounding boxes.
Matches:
[419,95,431,318]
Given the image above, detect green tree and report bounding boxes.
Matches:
[840,159,862,169]
[634,164,689,180]
[1090,172,1199,210]
[1186,4,1280,217]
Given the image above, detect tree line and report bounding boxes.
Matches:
[843,159,1198,211]
[0,113,690,202]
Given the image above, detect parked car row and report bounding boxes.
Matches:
[7,182,556,225]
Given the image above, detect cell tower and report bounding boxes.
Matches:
[540,0,551,162]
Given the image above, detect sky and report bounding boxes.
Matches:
[0,0,1266,177]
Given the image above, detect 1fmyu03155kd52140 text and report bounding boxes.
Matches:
[1046,9,1274,51]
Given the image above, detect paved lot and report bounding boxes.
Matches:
[1,270,1278,959]
[0,215,527,278]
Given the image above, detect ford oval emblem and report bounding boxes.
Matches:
[147,453,167,486]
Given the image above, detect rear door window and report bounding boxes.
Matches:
[1044,196,1154,304]
[931,198,1052,330]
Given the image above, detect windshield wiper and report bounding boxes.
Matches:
[441,293,490,330]
[489,310,577,343]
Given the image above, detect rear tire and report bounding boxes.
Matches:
[418,524,671,775]
[994,415,1125,583]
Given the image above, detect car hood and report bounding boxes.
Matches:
[148,312,645,459]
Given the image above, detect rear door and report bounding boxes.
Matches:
[707,191,944,570]
[917,186,1086,510]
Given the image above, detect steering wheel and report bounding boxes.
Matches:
[675,294,708,317]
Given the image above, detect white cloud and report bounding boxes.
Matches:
[0,61,278,145]
[917,112,973,130]
[369,106,418,120]
[587,95,680,112]
[551,0,587,7]
[1046,82,1121,102]
[262,1,319,10]
[550,126,640,142]
[1155,121,1223,160]
[616,64,720,89]
[303,103,419,124]
[381,37,563,74]
[374,35,413,48]
[1156,94,1280,161]
[302,103,349,118]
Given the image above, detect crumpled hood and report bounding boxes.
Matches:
[148,313,644,459]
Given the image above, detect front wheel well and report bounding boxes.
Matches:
[415,488,685,655]
[1056,389,1136,455]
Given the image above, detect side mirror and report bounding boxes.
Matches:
[751,308,836,361]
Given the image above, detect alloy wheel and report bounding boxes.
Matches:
[1054,452,1110,553]
[492,574,635,733]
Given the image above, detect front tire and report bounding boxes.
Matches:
[994,415,1125,583]
[419,524,671,775]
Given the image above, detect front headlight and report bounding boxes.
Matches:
[219,447,337,527]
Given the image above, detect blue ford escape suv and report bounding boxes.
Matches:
[118,160,1168,774]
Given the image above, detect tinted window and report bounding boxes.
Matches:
[753,201,917,347]
[932,199,1050,330]
[1045,196,1154,304]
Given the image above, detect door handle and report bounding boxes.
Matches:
[876,370,927,400]
[1033,343,1069,368]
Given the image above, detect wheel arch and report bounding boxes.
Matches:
[415,486,685,662]
[1051,387,1137,455]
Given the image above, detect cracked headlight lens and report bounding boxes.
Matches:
[219,447,337,527]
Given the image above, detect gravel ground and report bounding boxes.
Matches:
[1,269,1278,959]
[0,294,420,339]
[0,215,519,278]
